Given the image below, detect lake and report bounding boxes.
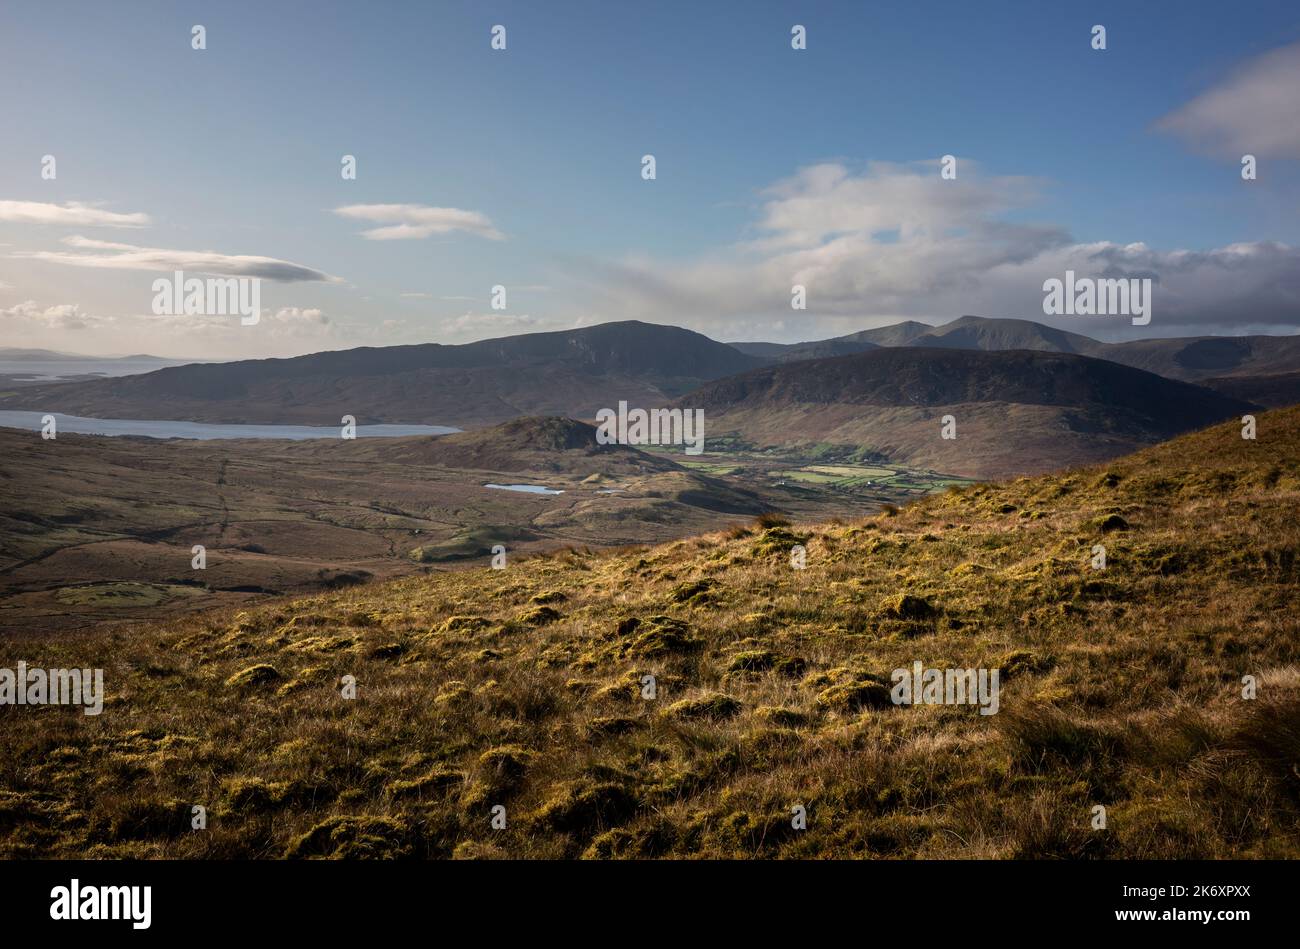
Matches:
[0,411,459,440]
[484,483,565,495]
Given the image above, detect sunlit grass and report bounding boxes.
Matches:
[2,408,1297,859]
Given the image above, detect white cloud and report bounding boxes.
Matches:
[0,300,112,331]
[1156,40,1300,160]
[0,200,150,228]
[441,311,545,337]
[0,294,354,358]
[13,235,339,282]
[265,307,329,326]
[332,203,504,241]
[578,160,1300,335]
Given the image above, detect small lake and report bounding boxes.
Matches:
[0,411,459,440]
[484,483,565,495]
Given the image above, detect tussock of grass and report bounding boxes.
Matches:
[2,408,1299,858]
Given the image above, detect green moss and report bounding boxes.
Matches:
[816,679,893,713]
[755,706,809,728]
[440,615,490,633]
[518,605,562,626]
[666,693,742,721]
[670,579,716,604]
[624,616,700,657]
[585,716,643,739]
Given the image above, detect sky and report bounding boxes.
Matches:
[1,0,1298,358]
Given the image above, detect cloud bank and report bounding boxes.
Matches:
[579,161,1299,335]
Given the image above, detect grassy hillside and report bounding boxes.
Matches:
[679,347,1255,478]
[2,408,1297,858]
[0,418,768,633]
[1204,369,1300,409]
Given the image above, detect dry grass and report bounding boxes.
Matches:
[2,408,1298,859]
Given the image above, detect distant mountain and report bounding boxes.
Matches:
[848,320,935,347]
[731,337,882,362]
[907,315,1105,355]
[0,321,763,427]
[677,347,1256,478]
[730,320,932,362]
[1096,333,1300,382]
[0,348,178,363]
[740,315,1300,382]
[906,317,1300,383]
[10,316,1294,435]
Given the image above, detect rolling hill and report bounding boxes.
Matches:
[676,347,1257,478]
[1202,370,1300,409]
[0,322,762,427]
[3,406,1296,858]
[0,417,768,632]
[376,416,678,476]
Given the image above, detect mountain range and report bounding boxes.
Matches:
[733,315,1300,392]
[679,347,1254,478]
[0,322,760,426]
[2,315,1295,477]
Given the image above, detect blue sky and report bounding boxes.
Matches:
[2,0,1298,357]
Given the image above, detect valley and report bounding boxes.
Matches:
[2,406,1295,858]
[0,418,953,633]
[3,316,1287,631]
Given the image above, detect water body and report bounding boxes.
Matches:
[0,358,193,382]
[0,411,459,440]
[484,483,565,495]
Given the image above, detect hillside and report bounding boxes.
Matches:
[907,315,1105,355]
[1108,334,1300,384]
[0,322,762,427]
[743,316,1300,385]
[730,337,881,362]
[0,417,768,632]
[378,416,679,476]
[1203,370,1300,409]
[2,407,1296,859]
[731,320,933,362]
[676,347,1256,478]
